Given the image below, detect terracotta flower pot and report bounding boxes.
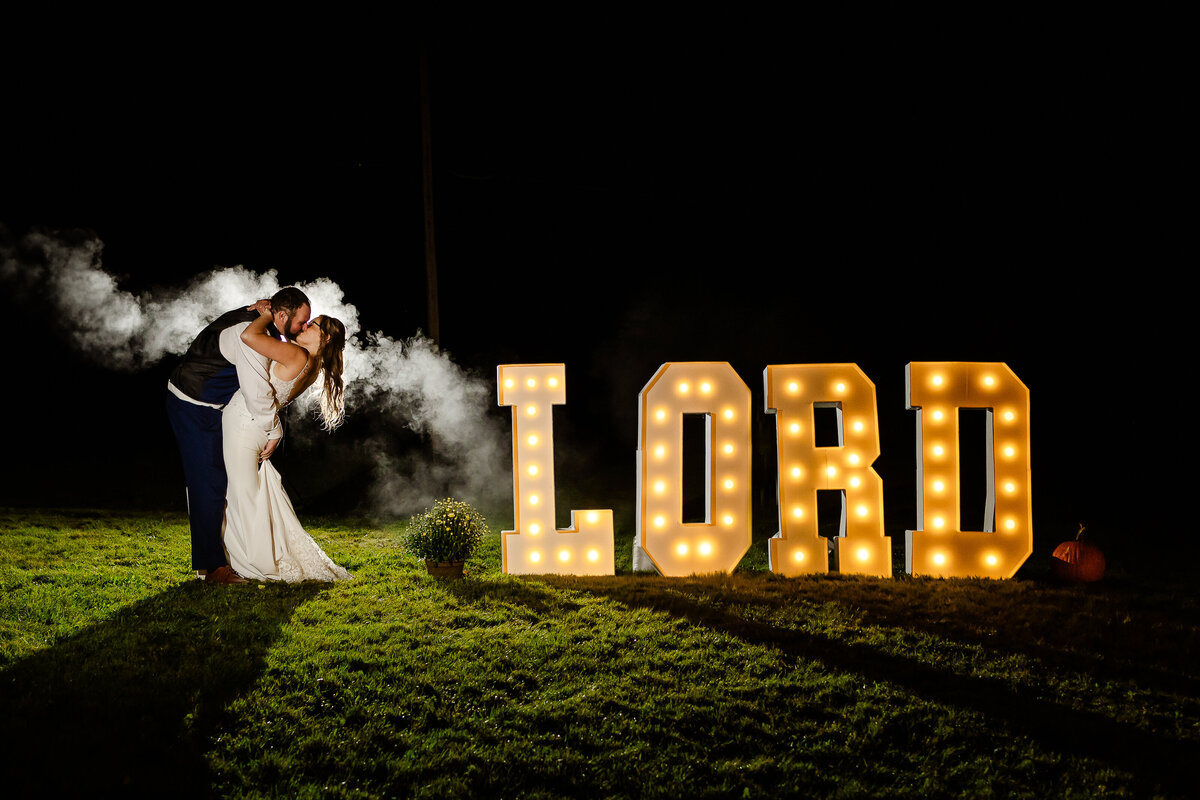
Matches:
[424,559,465,579]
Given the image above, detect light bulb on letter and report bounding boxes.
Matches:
[764,364,889,577]
[498,364,614,576]
[906,362,1032,579]
[638,362,752,575]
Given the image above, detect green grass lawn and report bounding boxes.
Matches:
[1,508,1197,798]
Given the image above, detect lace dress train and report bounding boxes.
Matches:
[221,369,350,582]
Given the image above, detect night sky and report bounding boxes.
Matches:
[1,32,1183,566]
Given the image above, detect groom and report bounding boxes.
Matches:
[166,287,311,585]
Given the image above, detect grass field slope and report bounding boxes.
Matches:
[2,509,1197,798]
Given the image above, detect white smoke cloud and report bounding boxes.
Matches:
[0,228,512,516]
[2,229,287,369]
[351,334,510,515]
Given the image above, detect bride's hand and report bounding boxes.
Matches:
[248,299,273,317]
[259,438,281,463]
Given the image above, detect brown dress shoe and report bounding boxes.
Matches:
[205,565,249,585]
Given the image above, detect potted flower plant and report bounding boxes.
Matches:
[401,498,489,578]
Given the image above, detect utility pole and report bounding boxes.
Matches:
[419,43,440,346]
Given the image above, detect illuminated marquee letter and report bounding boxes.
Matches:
[905,362,1032,578]
[764,364,890,577]
[498,364,615,575]
[637,362,751,576]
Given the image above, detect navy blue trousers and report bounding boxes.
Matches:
[166,390,229,571]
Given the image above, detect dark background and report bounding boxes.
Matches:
[0,28,1185,567]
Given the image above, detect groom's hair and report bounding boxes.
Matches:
[271,287,310,316]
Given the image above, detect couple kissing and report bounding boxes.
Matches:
[165,287,351,585]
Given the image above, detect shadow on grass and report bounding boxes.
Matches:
[526,574,1199,799]
[0,579,330,798]
[727,571,1199,704]
[443,572,583,616]
[816,574,1200,702]
[570,566,1200,707]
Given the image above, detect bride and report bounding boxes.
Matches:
[222,304,352,582]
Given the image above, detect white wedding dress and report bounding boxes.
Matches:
[221,360,351,582]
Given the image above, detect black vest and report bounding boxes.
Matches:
[170,309,275,406]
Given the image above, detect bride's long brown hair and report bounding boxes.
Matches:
[311,316,346,431]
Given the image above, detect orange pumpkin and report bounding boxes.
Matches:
[1052,524,1106,582]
